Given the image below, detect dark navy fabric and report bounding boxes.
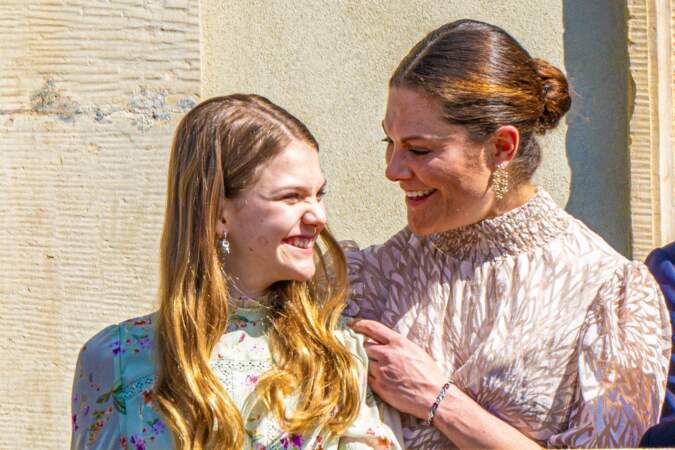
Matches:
[639,419,675,448]
[645,242,675,423]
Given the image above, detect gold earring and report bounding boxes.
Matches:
[493,162,509,200]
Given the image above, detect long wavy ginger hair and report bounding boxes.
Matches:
[153,94,361,449]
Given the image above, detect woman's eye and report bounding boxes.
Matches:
[317,189,328,199]
[282,193,299,201]
[409,148,430,156]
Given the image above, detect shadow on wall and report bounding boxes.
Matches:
[562,0,631,257]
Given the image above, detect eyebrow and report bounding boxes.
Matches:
[381,121,449,142]
[274,180,327,193]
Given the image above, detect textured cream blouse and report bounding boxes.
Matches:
[344,189,671,449]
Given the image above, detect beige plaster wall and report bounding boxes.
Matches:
[201,0,570,248]
[0,1,200,447]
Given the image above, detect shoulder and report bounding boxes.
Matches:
[550,214,644,287]
[597,259,662,301]
[75,313,157,381]
[584,260,669,351]
[332,316,367,366]
[341,227,418,275]
[341,228,431,319]
[72,313,163,449]
[646,241,675,286]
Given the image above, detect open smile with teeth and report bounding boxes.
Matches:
[406,189,436,199]
[285,236,315,249]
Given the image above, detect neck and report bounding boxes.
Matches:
[487,181,537,219]
[227,277,268,299]
[226,277,276,309]
[221,254,270,298]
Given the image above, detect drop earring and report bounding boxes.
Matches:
[493,162,509,201]
[219,232,230,255]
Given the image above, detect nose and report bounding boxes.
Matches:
[385,146,412,182]
[303,200,327,228]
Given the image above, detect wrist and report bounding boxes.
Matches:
[422,380,454,426]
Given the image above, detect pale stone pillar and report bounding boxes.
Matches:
[627,0,675,259]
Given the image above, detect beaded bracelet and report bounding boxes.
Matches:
[422,381,453,426]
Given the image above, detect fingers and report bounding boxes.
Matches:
[350,319,399,344]
[367,373,381,393]
[363,340,388,363]
[368,358,382,380]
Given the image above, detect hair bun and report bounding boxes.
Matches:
[532,58,571,133]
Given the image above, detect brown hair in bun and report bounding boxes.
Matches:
[391,19,572,185]
[532,58,571,133]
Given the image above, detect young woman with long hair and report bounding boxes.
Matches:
[71,94,403,450]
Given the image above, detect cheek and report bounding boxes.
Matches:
[429,157,489,194]
[248,214,291,252]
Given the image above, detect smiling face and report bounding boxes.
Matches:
[383,87,499,236]
[219,140,327,294]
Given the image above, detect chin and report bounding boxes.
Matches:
[285,265,316,282]
[409,210,466,236]
[407,216,435,236]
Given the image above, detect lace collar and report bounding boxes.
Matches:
[428,189,570,261]
[227,286,278,312]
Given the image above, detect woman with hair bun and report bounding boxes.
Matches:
[348,19,671,448]
[71,94,403,449]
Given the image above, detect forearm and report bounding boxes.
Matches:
[431,385,542,450]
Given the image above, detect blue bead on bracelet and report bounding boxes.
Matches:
[423,381,453,426]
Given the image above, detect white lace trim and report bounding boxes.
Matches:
[211,359,272,392]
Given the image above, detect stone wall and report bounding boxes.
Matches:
[0,1,200,447]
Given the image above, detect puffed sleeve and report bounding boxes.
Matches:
[335,318,405,450]
[71,324,123,450]
[547,261,671,448]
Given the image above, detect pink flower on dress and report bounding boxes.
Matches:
[130,434,146,450]
[280,433,303,449]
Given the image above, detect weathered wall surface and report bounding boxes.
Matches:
[0,1,200,447]
[201,0,572,248]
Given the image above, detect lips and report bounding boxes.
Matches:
[404,188,437,206]
[283,235,316,250]
[405,189,436,199]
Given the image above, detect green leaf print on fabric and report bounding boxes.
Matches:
[96,381,126,415]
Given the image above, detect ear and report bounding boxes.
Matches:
[215,199,229,237]
[491,125,520,166]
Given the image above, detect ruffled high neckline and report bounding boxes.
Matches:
[428,189,570,261]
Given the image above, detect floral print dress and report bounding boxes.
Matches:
[71,308,404,449]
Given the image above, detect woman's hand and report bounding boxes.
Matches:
[351,319,542,450]
[350,319,447,420]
